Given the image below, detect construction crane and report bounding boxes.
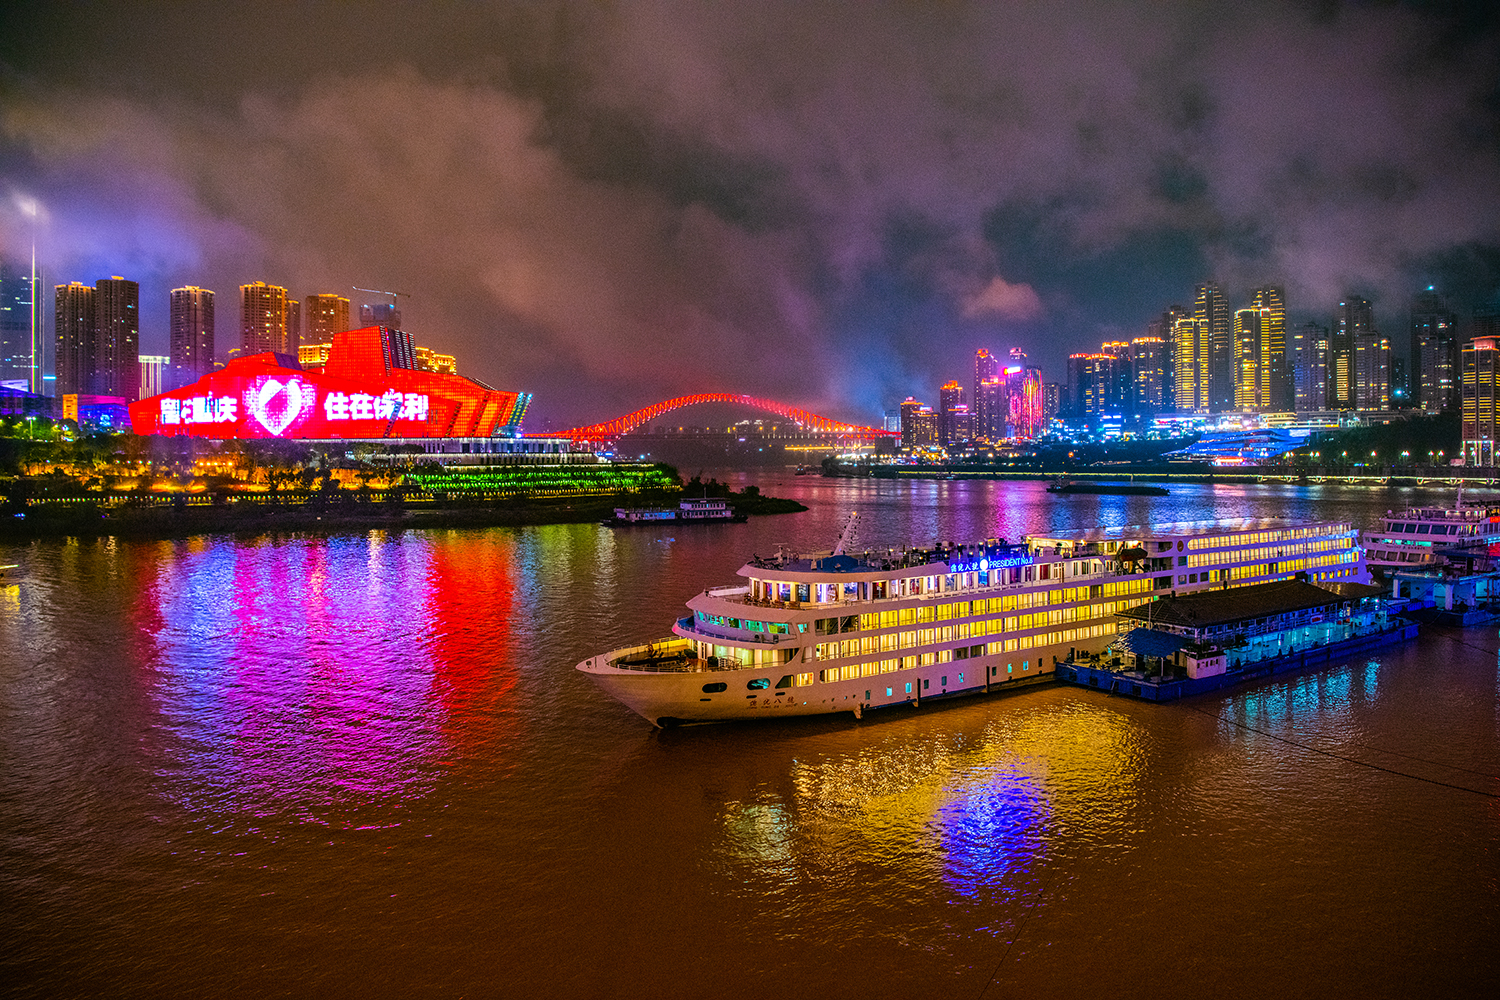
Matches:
[352,286,411,305]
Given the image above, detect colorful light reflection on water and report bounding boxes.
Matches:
[1,478,1497,999]
[108,532,528,826]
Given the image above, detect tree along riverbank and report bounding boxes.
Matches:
[0,486,806,540]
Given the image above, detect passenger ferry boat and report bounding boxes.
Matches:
[1360,489,1500,574]
[577,514,1368,726]
[603,497,746,526]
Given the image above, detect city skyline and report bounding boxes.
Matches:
[3,2,1500,427]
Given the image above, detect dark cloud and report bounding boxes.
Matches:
[2,0,1498,425]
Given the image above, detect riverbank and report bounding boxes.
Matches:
[825,459,1500,490]
[0,487,807,540]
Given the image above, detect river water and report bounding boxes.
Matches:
[2,477,1497,999]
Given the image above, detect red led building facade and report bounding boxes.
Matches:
[129,326,529,440]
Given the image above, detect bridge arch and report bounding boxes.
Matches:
[558,393,892,443]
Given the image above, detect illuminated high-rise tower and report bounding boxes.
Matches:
[0,257,42,391]
[1252,286,1290,411]
[1289,321,1329,412]
[973,348,998,409]
[170,286,215,383]
[1130,336,1168,415]
[1354,332,1391,411]
[54,282,95,397]
[1149,305,1186,411]
[1195,282,1232,411]
[975,377,1005,440]
[1332,296,1375,409]
[94,276,140,400]
[938,380,964,446]
[241,282,292,356]
[1007,366,1044,438]
[305,293,351,343]
[1234,307,1262,410]
[1173,315,1209,413]
[1462,335,1500,466]
[1410,288,1458,413]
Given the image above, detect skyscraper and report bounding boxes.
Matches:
[0,257,42,391]
[1130,336,1168,415]
[1252,286,1290,411]
[287,297,301,352]
[973,348,998,416]
[1068,353,1115,421]
[1353,332,1391,411]
[1332,296,1375,409]
[1173,315,1209,413]
[938,380,964,446]
[1410,288,1458,413]
[1148,305,1185,409]
[1462,335,1500,466]
[94,276,140,400]
[54,282,95,397]
[1234,307,1262,410]
[974,377,1005,440]
[305,293,351,343]
[1100,341,1132,415]
[241,282,292,356]
[899,397,925,449]
[1195,282,1233,411]
[1289,321,1329,412]
[1007,367,1044,438]
[170,286,215,384]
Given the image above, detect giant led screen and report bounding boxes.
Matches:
[129,335,525,440]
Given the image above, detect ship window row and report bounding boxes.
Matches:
[1389,522,1470,535]
[693,642,799,668]
[1184,538,1338,568]
[747,558,1118,607]
[809,604,1130,660]
[1186,525,1348,551]
[814,623,1117,680]
[810,580,1154,636]
[696,611,806,635]
[748,536,1347,608]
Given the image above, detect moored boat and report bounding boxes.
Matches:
[603,497,747,526]
[577,513,1369,726]
[1360,488,1500,574]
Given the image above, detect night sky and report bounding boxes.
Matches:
[3,1,1499,428]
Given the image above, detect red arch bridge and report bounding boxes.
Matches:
[550,393,895,445]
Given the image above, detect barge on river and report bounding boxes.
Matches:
[1055,578,1411,702]
[577,515,1370,726]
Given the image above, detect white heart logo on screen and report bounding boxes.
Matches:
[248,379,305,437]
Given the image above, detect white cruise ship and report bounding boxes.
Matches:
[1360,495,1500,574]
[578,515,1369,726]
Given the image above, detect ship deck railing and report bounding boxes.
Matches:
[608,643,745,674]
[679,618,792,645]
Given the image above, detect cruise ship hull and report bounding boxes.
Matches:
[578,640,1079,726]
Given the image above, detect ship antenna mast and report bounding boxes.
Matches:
[833,511,860,556]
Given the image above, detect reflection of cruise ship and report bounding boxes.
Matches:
[577,515,1368,726]
[1360,495,1500,573]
